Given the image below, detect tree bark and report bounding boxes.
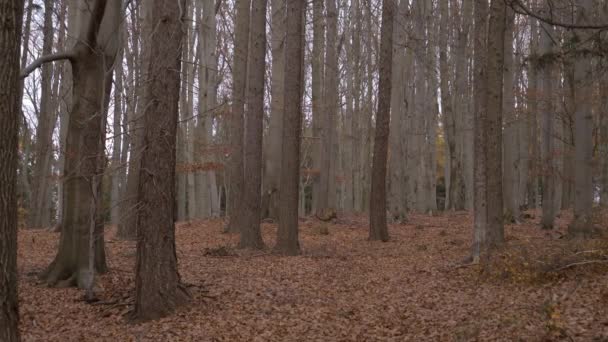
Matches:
[568,0,595,237]
[538,16,557,229]
[225,0,251,233]
[311,0,325,214]
[274,0,304,255]
[239,0,267,249]
[40,0,122,287]
[369,0,393,242]
[133,0,189,322]
[0,0,24,339]
[29,0,56,229]
[263,0,285,220]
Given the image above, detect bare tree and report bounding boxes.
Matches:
[133,0,189,322]
[22,0,123,287]
[274,0,305,255]
[369,0,394,242]
[568,0,595,237]
[225,0,251,234]
[239,0,267,249]
[472,0,505,260]
[0,0,24,339]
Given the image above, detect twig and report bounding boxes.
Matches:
[554,260,608,271]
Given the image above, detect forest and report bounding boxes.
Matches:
[1,0,608,340]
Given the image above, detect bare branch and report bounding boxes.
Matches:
[508,0,608,30]
[21,51,75,79]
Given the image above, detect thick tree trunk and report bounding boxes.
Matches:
[568,0,595,237]
[369,0,393,242]
[239,0,267,249]
[133,0,189,322]
[225,0,250,233]
[41,0,122,287]
[0,0,24,339]
[274,0,304,255]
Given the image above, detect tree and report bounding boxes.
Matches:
[471,0,505,260]
[239,0,267,249]
[274,0,304,255]
[539,17,557,229]
[316,0,339,218]
[568,0,595,237]
[21,0,123,287]
[225,0,251,234]
[369,0,393,242]
[0,0,24,339]
[133,0,189,321]
[28,0,56,229]
[311,0,325,214]
[263,0,286,220]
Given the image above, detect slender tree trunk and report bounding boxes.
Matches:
[316,0,339,217]
[502,7,519,221]
[600,37,608,207]
[275,0,304,255]
[369,0,393,242]
[110,47,125,225]
[388,0,407,220]
[539,19,556,229]
[133,0,189,321]
[225,0,251,233]
[0,0,24,338]
[239,0,267,249]
[29,0,56,229]
[311,0,325,214]
[119,1,150,239]
[527,16,539,209]
[264,0,285,220]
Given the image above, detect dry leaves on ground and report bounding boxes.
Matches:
[17,210,608,341]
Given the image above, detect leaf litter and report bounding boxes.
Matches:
[17,210,608,341]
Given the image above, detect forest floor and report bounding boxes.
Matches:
[17,209,608,341]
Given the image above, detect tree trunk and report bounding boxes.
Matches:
[239,0,267,249]
[264,0,285,220]
[110,46,124,225]
[369,0,393,242]
[388,0,408,221]
[133,0,189,322]
[225,0,251,233]
[502,7,519,221]
[568,0,595,237]
[311,0,325,214]
[119,1,150,239]
[600,38,608,207]
[0,0,24,338]
[527,17,540,209]
[29,0,56,229]
[316,0,339,217]
[539,17,556,229]
[274,0,304,255]
[40,0,122,287]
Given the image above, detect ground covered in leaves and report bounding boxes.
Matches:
[18,210,608,341]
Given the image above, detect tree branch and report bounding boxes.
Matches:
[508,0,608,30]
[21,52,75,79]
